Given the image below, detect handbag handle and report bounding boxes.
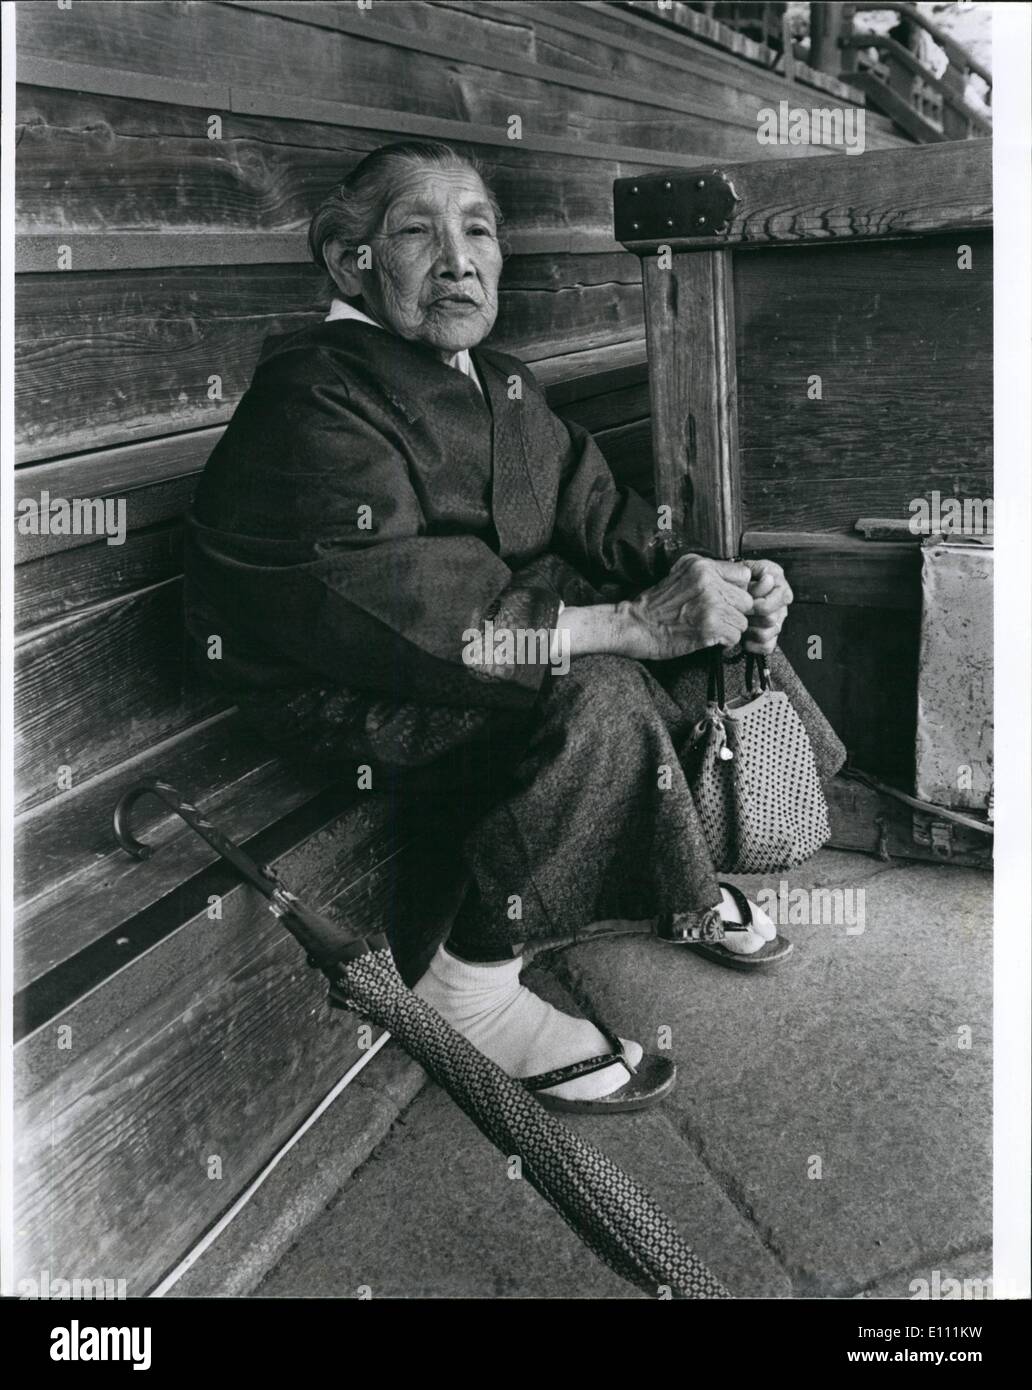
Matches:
[705,645,726,708]
[706,646,773,707]
[745,651,772,694]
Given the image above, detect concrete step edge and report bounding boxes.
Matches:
[167,1041,428,1298]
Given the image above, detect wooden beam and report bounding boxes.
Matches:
[741,531,922,609]
[18,82,840,259]
[362,0,865,108]
[16,521,186,631]
[641,250,741,559]
[14,429,218,559]
[16,55,230,108]
[226,0,767,133]
[14,578,224,814]
[14,228,627,273]
[14,258,645,463]
[615,139,992,253]
[16,55,759,171]
[16,232,305,274]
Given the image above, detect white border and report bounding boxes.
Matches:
[990,0,1031,1300]
[1,0,17,1299]
[0,0,1028,1306]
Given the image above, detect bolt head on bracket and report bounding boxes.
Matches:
[613,167,739,252]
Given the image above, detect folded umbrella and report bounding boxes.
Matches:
[113,777,729,1299]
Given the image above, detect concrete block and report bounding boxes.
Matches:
[916,541,993,810]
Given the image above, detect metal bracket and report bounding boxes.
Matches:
[912,811,954,859]
[613,168,739,248]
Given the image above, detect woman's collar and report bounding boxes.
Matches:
[323,296,483,392]
[324,296,385,330]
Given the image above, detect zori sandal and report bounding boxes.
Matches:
[523,1019,677,1114]
[655,881,794,972]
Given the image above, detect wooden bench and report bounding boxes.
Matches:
[13,347,654,1294]
[13,0,921,1293]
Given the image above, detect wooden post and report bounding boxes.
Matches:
[780,10,796,85]
[809,1,849,74]
[615,167,745,559]
[837,3,859,75]
[641,250,742,560]
[940,60,973,140]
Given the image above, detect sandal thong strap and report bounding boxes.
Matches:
[522,1027,636,1094]
[717,880,754,929]
[656,882,757,943]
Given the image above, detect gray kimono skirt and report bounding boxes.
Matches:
[183,318,845,967]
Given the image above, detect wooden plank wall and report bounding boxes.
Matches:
[737,232,993,532]
[12,0,917,1290]
[12,0,911,821]
[736,227,991,780]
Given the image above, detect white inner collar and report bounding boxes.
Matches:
[324,297,483,394]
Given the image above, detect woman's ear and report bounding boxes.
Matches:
[322,237,363,298]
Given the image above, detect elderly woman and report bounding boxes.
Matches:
[184,141,844,1113]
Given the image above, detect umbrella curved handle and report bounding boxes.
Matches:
[113,777,281,892]
[112,777,384,966]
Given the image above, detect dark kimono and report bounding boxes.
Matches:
[184,319,844,962]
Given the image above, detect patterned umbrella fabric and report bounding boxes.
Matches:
[113,778,730,1300]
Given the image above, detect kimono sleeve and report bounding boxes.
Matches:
[190,377,562,711]
[549,415,682,594]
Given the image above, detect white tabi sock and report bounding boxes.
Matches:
[414,945,643,1102]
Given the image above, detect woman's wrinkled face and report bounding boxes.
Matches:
[342,166,503,356]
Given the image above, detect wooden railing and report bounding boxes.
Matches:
[840,2,991,141]
[665,1,991,142]
[688,2,791,57]
[621,2,860,100]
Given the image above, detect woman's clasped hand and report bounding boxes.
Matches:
[613,554,792,662]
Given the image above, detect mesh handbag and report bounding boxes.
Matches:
[685,647,831,874]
